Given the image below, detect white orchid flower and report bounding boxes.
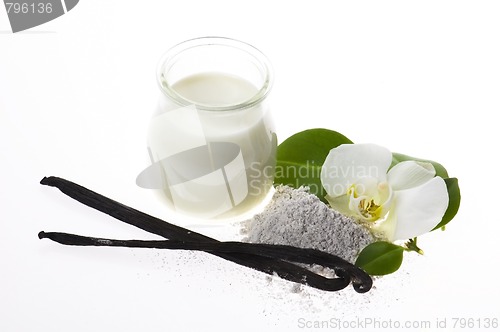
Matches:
[320,144,449,242]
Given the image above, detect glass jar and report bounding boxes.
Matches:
[137,37,276,221]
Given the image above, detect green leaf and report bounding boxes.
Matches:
[355,241,405,276]
[275,128,353,202]
[391,152,449,178]
[433,177,461,230]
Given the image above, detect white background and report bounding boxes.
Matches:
[1,1,499,331]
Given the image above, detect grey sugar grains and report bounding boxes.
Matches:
[242,185,375,264]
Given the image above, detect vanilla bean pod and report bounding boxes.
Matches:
[39,176,372,293]
[39,231,371,292]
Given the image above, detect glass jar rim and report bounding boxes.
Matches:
[156,37,274,112]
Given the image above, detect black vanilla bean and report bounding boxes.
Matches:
[39,176,372,293]
[38,231,371,291]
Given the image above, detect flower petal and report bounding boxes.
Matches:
[325,194,353,216]
[320,144,392,198]
[352,176,379,197]
[388,161,436,191]
[377,177,449,241]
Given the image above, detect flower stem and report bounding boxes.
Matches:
[404,237,424,255]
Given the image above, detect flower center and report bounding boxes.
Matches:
[347,181,391,222]
[358,198,381,220]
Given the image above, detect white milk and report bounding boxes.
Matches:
[146,72,276,220]
[172,72,258,107]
